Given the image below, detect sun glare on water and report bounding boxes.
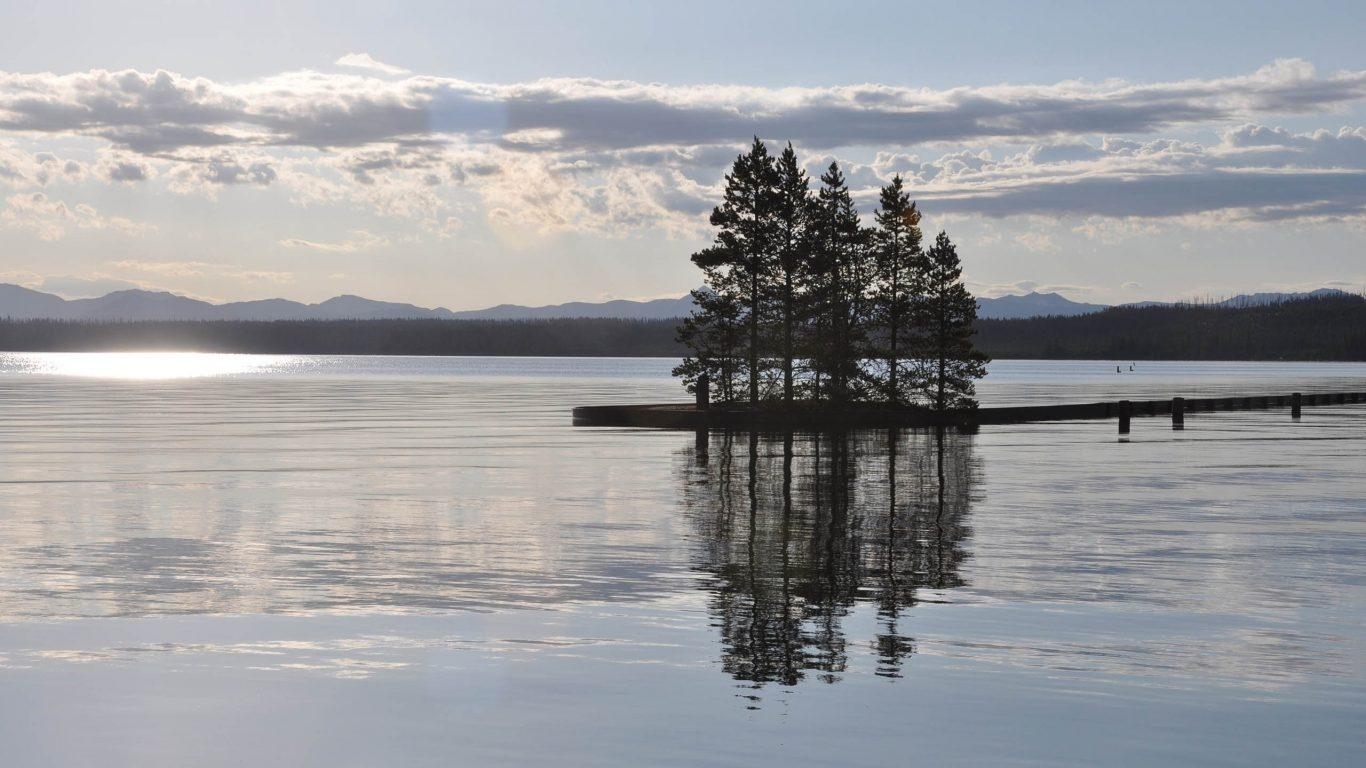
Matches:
[2,352,290,380]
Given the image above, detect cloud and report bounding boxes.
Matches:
[968,279,1101,299]
[279,229,388,252]
[0,143,86,187]
[3,60,1366,236]
[2,59,1364,155]
[235,269,294,283]
[164,151,277,195]
[97,153,154,183]
[1014,231,1057,252]
[884,127,1366,223]
[106,259,296,287]
[35,274,156,298]
[335,53,410,76]
[1,192,153,240]
[109,259,211,277]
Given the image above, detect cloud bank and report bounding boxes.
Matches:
[2,58,1366,239]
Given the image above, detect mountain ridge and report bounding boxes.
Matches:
[0,283,1354,323]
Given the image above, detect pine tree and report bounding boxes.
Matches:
[918,231,989,410]
[690,138,780,403]
[808,162,872,404]
[769,143,814,404]
[869,176,924,404]
[674,273,744,402]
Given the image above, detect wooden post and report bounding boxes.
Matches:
[696,373,709,411]
[1171,397,1184,429]
[1118,400,1131,435]
[1291,392,1302,419]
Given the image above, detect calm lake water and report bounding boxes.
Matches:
[1,354,1364,766]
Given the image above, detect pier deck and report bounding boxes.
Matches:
[572,392,1366,430]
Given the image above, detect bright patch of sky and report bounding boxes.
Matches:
[1,0,1364,307]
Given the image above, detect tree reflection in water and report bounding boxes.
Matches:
[680,428,978,698]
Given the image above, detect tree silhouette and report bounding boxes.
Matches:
[920,232,990,410]
[869,175,925,404]
[769,143,815,404]
[674,282,744,401]
[808,162,873,404]
[688,138,780,403]
[675,141,988,410]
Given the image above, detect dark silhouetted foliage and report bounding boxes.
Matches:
[675,139,986,411]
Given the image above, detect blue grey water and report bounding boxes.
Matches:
[0,354,1364,766]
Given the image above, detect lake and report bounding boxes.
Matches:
[1,354,1364,766]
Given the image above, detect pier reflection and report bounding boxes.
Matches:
[680,428,979,692]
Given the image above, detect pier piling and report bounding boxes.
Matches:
[1172,397,1185,429]
[1118,400,1132,435]
[1292,392,1302,419]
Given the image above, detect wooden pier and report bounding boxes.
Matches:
[572,391,1366,431]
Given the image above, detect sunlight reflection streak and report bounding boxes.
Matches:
[4,352,290,380]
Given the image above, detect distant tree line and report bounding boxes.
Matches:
[0,294,1361,360]
[675,139,987,411]
[972,293,1366,360]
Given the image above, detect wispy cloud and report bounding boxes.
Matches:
[279,229,388,252]
[1,192,153,240]
[334,53,410,76]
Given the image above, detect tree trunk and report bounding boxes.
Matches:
[783,274,793,404]
[888,266,899,405]
[749,269,760,404]
[937,298,947,412]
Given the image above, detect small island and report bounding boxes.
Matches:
[578,138,989,429]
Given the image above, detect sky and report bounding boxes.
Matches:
[1,0,1365,309]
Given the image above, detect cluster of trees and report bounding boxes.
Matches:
[675,139,988,411]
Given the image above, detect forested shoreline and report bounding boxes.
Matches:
[0,294,1362,360]
[975,293,1366,360]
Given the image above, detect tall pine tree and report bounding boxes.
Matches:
[808,162,871,404]
[919,231,989,410]
[674,269,744,402]
[869,176,924,404]
[687,138,779,403]
[769,143,814,404]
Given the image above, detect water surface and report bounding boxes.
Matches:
[1,355,1363,766]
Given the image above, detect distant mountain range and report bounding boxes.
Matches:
[0,283,1353,323]
[976,292,1109,319]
